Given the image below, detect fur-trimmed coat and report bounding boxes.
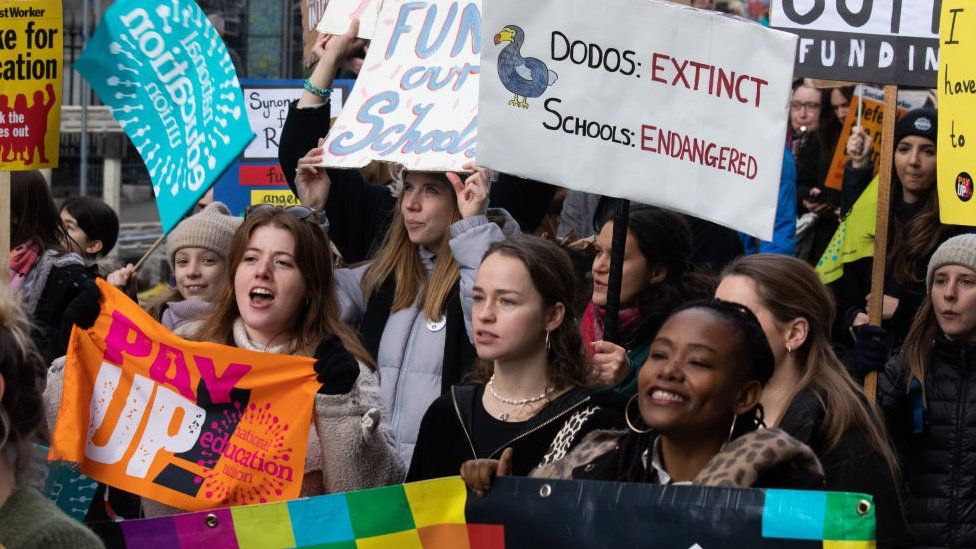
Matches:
[530,428,825,489]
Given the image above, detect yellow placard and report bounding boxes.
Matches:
[0,0,63,170]
[250,189,302,207]
[938,0,976,226]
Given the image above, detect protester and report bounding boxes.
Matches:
[45,205,404,517]
[585,207,714,394]
[716,254,906,545]
[146,202,241,330]
[9,170,98,364]
[0,289,103,548]
[867,235,976,547]
[408,235,625,482]
[461,299,824,492]
[277,21,554,253]
[59,196,120,267]
[789,80,840,264]
[838,108,964,346]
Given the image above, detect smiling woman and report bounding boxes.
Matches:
[459,299,825,495]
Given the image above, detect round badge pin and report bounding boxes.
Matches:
[427,318,447,332]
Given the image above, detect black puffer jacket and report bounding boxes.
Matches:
[879,336,976,548]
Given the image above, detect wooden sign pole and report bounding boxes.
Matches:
[864,84,899,399]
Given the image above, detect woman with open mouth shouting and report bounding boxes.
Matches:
[409,235,625,482]
[138,205,403,517]
[460,299,824,493]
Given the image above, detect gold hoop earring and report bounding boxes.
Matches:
[726,413,738,445]
[785,344,792,354]
[545,331,551,354]
[625,395,653,434]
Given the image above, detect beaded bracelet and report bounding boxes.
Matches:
[304,79,333,98]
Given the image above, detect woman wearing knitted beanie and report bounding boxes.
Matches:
[874,234,976,547]
[110,202,242,331]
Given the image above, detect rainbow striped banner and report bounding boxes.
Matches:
[89,477,876,548]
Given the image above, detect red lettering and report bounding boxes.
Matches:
[650,53,668,84]
[670,57,691,88]
[641,125,658,151]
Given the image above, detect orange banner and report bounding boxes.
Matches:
[49,279,321,511]
[823,93,907,191]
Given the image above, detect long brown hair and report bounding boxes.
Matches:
[887,172,943,286]
[360,173,461,321]
[903,296,939,395]
[722,255,899,475]
[468,235,587,390]
[194,209,374,367]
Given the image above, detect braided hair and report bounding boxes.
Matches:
[616,298,774,482]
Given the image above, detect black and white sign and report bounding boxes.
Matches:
[771,0,940,87]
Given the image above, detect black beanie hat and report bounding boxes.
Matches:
[895,108,937,145]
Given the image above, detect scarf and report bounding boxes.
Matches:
[8,241,42,293]
[160,299,214,331]
[580,302,643,356]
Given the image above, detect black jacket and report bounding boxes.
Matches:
[880,337,976,548]
[780,387,907,547]
[30,262,96,365]
[406,384,626,482]
[277,99,557,253]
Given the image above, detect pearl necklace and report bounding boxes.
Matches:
[487,375,552,407]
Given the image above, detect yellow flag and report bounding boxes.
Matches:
[816,176,878,284]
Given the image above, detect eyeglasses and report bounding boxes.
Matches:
[790,101,821,112]
[244,204,324,223]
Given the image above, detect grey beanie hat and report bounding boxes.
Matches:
[926,233,976,291]
[166,202,243,267]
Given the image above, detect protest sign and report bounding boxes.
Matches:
[88,476,876,548]
[318,0,382,39]
[320,0,480,172]
[215,78,352,216]
[938,1,976,226]
[822,86,922,191]
[477,0,796,240]
[0,0,63,170]
[770,0,939,87]
[49,280,321,512]
[34,445,100,522]
[75,0,254,234]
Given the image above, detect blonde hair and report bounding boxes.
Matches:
[361,174,461,321]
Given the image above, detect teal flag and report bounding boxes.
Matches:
[75,0,253,233]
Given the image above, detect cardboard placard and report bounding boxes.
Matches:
[771,0,940,87]
[320,0,480,171]
[477,0,796,240]
[0,0,63,170]
[938,1,976,226]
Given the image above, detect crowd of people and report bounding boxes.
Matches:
[0,15,970,549]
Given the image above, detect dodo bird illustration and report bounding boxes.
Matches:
[494,25,557,108]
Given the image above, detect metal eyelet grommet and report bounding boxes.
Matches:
[205,513,219,528]
[539,483,552,498]
[584,463,595,472]
[856,499,872,516]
